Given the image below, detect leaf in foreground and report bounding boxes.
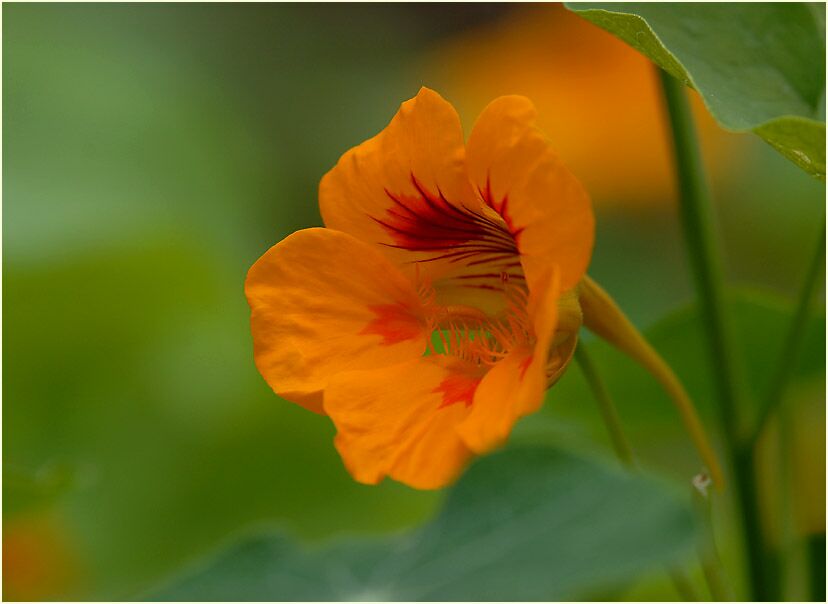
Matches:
[149,447,695,601]
[566,2,826,181]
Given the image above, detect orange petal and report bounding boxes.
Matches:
[466,95,594,292]
[245,228,428,413]
[546,286,582,386]
[458,267,561,453]
[526,265,562,354]
[324,357,478,489]
[319,87,481,274]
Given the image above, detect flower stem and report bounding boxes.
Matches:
[749,221,825,447]
[574,342,635,468]
[693,482,733,601]
[579,276,724,489]
[657,71,745,446]
[575,340,703,601]
[658,69,765,600]
[668,568,701,601]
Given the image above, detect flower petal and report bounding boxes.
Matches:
[546,287,582,386]
[324,357,478,489]
[457,266,561,453]
[321,88,536,316]
[466,95,594,292]
[319,87,480,268]
[245,228,428,413]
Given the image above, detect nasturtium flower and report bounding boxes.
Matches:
[247,87,723,490]
[246,88,592,488]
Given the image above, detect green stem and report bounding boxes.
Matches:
[699,550,730,601]
[750,221,825,447]
[574,343,636,467]
[658,70,767,600]
[760,221,825,598]
[693,483,733,601]
[657,72,744,445]
[668,568,701,601]
[575,340,703,601]
[775,392,797,600]
[808,533,826,601]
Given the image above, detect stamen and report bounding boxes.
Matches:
[420,280,533,367]
[438,328,449,354]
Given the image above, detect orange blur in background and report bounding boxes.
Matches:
[3,513,80,601]
[426,3,746,206]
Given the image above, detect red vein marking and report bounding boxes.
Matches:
[435,372,481,409]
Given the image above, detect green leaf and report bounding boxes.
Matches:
[565,3,827,180]
[148,448,696,601]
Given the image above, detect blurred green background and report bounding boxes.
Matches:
[3,3,824,600]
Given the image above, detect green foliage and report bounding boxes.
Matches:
[566,3,827,180]
[2,5,441,598]
[4,4,825,600]
[148,448,696,601]
[523,289,826,484]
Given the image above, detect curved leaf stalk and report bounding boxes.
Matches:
[574,340,705,601]
[579,275,724,489]
[573,343,636,468]
[693,482,734,601]
[752,219,824,599]
[668,568,701,601]
[750,221,825,447]
[775,396,799,600]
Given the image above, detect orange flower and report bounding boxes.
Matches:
[246,88,593,488]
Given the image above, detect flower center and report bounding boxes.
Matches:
[424,283,533,367]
